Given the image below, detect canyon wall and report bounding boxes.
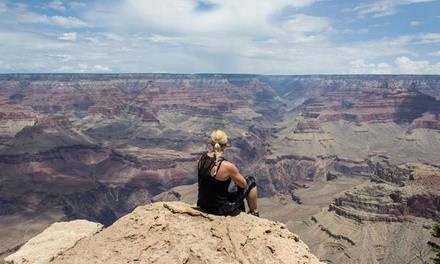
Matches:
[0,74,439,263]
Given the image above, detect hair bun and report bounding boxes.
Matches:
[211,129,228,146]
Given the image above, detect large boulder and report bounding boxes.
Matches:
[6,202,324,264]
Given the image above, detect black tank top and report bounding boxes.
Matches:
[197,152,231,214]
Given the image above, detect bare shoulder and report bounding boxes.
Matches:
[222,160,246,187]
[222,160,239,172]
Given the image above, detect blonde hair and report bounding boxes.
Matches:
[211,129,228,151]
[210,129,228,175]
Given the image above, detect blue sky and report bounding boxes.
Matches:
[0,0,439,74]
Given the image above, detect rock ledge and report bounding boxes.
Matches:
[6,202,324,264]
[5,220,103,264]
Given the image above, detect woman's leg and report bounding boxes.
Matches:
[246,186,258,212]
[230,176,259,215]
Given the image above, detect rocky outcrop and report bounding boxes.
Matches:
[0,96,36,137]
[371,162,413,186]
[255,155,373,196]
[5,202,324,264]
[329,185,408,222]
[300,85,438,126]
[329,163,440,222]
[4,220,103,264]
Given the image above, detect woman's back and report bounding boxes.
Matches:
[197,152,232,214]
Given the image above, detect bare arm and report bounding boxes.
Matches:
[224,161,247,188]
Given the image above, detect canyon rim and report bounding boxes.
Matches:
[0,74,439,263]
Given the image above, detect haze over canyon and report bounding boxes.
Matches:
[0,74,439,263]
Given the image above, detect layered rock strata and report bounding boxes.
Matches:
[0,74,439,264]
[329,163,440,222]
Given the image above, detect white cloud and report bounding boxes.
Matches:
[349,59,393,74]
[47,0,66,12]
[349,57,440,74]
[1,0,439,74]
[78,64,88,72]
[88,0,320,37]
[418,33,440,43]
[339,35,416,61]
[353,0,436,18]
[148,34,182,44]
[69,2,87,9]
[58,32,77,41]
[10,4,91,28]
[354,2,396,17]
[44,0,85,11]
[281,14,332,36]
[429,51,440,56]
[410,20,422,26]
[0,0,6,13]
[2,25,439,74]
[94,65,111,72]
[58,65,73,71]
[341,28,370,34]
[395,56,440,73]
[76,0,336,73]
[104,33,123,41]
[50,16,90,28]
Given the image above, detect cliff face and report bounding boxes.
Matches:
[329,162,440,222]
[5,202,324,264]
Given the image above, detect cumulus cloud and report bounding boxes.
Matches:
[58,32,77,41]
[76,0,337,73]
[349,59,393,74]
[89,0,320,36]
[80,0,334,73]
[395,56,440,73]
[353,0,436,18]
[1,0,439,74]
[350,57,440,74]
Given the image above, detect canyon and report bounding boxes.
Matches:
[0,74,439,263]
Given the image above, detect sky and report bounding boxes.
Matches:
[0,0,439,74]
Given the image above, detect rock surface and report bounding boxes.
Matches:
[4,220,103,264]
[9,202,324,264]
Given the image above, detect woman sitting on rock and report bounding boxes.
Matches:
[197,129,259,217]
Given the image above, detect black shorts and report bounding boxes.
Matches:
[218,176,257,216]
